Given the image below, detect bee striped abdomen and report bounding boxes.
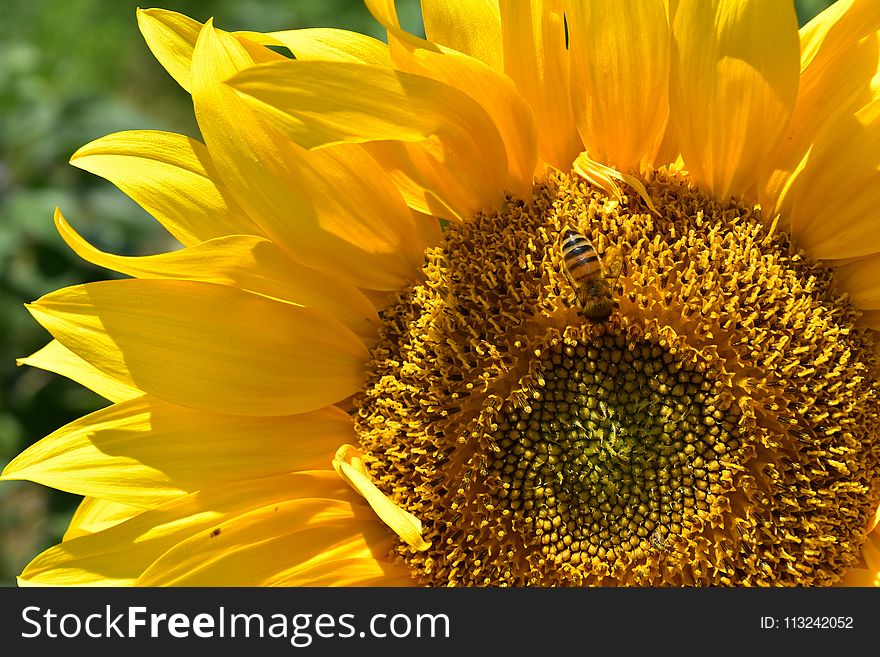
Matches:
[561,230,601,283]
[560,229,616,320]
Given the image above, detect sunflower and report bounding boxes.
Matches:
[3,0,880,587]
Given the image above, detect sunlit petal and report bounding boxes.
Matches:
[70,131,262,246]
[567,0,670,171]
[18,340,141,403]
[366,0,537,200]
[670,0,800,199]
[56,209,380,340]
[193,23,425,289]
[759,0,880,258]
[64,498,148,541]
[499,0,581,172]
[19,472,382,586]
[27,279,369,417]
[421,0,503,70]
[2,396,354,507]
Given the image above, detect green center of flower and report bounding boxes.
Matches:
[354,168,880,586]
[492,331,739,566]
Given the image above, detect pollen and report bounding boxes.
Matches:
[353,169,880,586]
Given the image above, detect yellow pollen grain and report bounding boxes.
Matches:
[354,169,880,586]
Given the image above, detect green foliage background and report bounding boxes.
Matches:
[0,0,837,585]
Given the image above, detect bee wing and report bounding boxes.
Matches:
[603,245,624,279]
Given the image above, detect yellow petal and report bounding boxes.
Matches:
[193,23,424,290]
[857,309,880,331]
[269,553,415,586]
[137,8,282,93]
[773,99,880,259]
[413,210,444,252]
[651,119,684,169]
[421,0,502,70]
[18,340,142,403]
[70,131,261,247]
[139,10,426,264]
[64,498,147,540]
[229,58,511,217]
[18,472,356,586]
[567,0,670,172]
[137,8,202,93]
[354,0,507,215]
[794,0,880,142]
[573,152,661,216]
[833,254,880,310]
[264,27,393,66]
[2,396,354,508]
[56,209,379,340]
[333,444,430,551]
[759,0,880,258]
[670,0,800,200]
[26,279,369,417]
[357,141,474,221]
[366,0,538,201]
[252,28,462,220]
[868,502,880,534]
[136,495,410,586]
[227,56,500,159]
[799,0,880,81]
[499,0,582,172]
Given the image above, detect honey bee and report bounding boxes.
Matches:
[559,229,622,320]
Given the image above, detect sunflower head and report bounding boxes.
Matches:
[3,0,880,587]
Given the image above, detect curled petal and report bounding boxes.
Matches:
[333,444,430,551]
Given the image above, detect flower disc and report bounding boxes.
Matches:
[355,170,880,586]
